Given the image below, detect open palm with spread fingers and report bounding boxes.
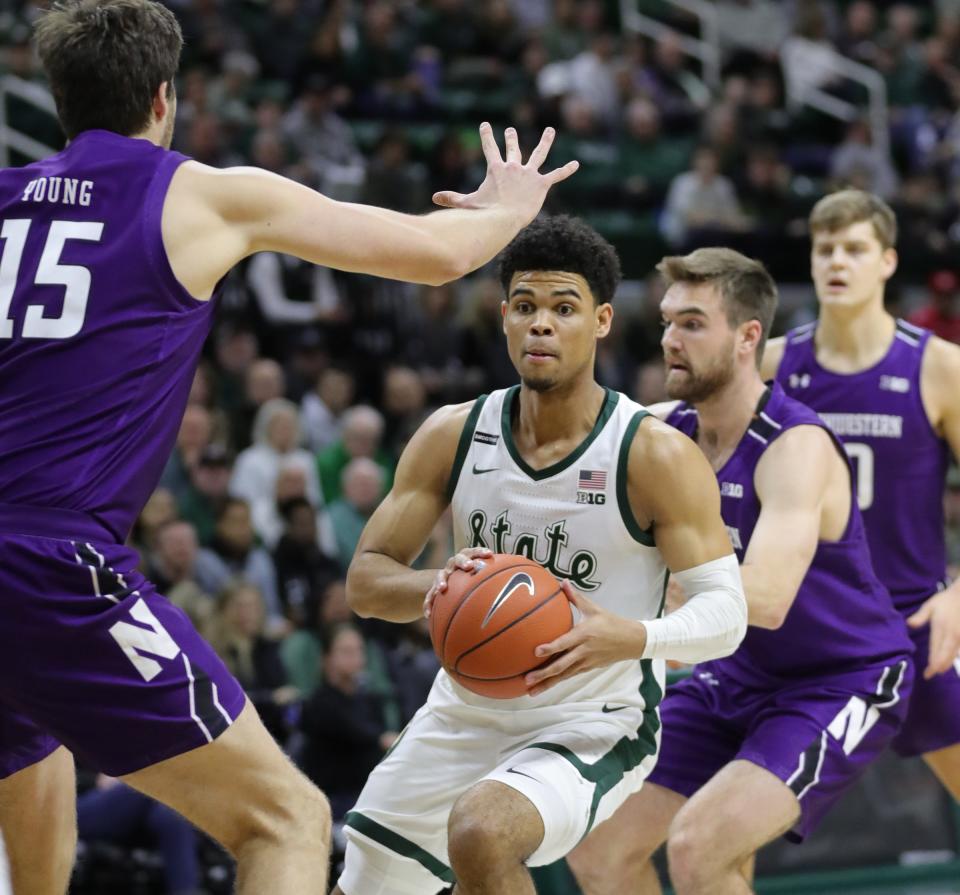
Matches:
[432,123,579,223]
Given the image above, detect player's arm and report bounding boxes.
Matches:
[911,337,960,676]
[527,419,746,694]
[629,418,747,661]
[741,425,836,629]
[759,335,786,381]
[163,124,578,300]
[345,403,471,623]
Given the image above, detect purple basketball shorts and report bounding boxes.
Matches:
[890,621,960,757]
[648,657,913,841]
[0,532,245,779]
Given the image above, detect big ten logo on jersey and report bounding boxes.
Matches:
[467,510,601,591]
[576,467,607,505]
[720,481,743,498]
[577,491,606,505]
[789,373,811,389]
[109,598,181,681]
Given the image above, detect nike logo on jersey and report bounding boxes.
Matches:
[472,465,499,475]
[601,704,629,713]
[480,572,534,628]
[506,767,539,782]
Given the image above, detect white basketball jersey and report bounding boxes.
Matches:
[431,385,668,715]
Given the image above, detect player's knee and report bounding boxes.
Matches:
[226,776,331,857]
[448,802,522,878]
[300,786,333,852]
[447,811,497,877]
[666,818,716,892]
[568,832,656,895]
[666,832,705,893]
[277,782,331,849]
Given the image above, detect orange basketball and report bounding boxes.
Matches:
[429,553,572,699]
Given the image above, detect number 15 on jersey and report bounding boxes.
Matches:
[0,218,103,340]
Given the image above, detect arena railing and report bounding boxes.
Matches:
[0,74,58,167]
[780,36,890,159]
[619,0,722,91]
[619,1,890,159]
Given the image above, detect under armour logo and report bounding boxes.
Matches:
[789,373,811,389]
[697,671,720,687]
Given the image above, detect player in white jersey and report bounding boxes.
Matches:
[332,216,747,895]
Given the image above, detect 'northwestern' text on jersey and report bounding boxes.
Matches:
[776,320,950,615]
[0,131,218,542]
[667,383,912,682]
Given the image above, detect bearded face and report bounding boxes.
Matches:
[664,331,737,403]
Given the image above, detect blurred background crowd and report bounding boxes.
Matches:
[3,0,960,892]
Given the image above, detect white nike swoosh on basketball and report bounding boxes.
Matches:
[480,572,535,628]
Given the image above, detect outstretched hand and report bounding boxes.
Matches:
[432,123,579,223]
[524,580,648,696]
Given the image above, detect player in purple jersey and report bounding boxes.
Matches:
[0,1,578,893]
[763,190,960,802]
[565,248,914,895]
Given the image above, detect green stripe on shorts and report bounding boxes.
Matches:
[526,659,663,837]
[344,811,455,884]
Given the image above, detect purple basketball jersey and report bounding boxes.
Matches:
[776,320,950,615]
[0,130,217,543]
[667,383,913,682]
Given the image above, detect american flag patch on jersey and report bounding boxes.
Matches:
[578,469,607,490]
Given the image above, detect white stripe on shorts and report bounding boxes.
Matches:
[792,730,828,801]
[211,681,234,727]
[182,654,214,743]
[73,545,119,604]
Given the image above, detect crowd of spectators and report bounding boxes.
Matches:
[6,0,960,891]
[2,1,960,283]
[8,0,960,283]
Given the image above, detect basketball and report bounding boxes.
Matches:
[429,553,573,699]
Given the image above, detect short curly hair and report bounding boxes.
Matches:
[497,215,622,304]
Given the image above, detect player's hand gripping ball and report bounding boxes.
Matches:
[429,553,573,698]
